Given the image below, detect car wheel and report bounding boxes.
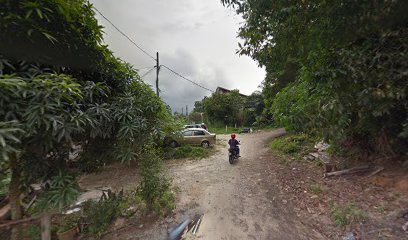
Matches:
[170,141,178,148]
[201,141,209,148]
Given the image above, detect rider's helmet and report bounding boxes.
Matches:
[231,134,236,139]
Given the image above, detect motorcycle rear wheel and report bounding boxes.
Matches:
[229,155,234,164]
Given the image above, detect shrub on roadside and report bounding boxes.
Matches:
[270,133,316,159]
[330,203,367,227]
[82,190,126,237]
[163,145,210,160]
[139,148,175,215]
[80,188,150,238]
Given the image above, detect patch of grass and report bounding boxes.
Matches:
[208,126,238,134]
[173,186,182,193]
[164,145,210,160]
[330,203,367,227]
[309,184,323,194]
[270,133,316,159]
[376,205,386,214]
[315,160,323,167]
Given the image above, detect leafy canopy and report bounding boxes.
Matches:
[222,0,408,155]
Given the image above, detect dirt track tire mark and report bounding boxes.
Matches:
[168,129,326,240]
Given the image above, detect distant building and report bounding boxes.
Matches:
[215,86,248,97]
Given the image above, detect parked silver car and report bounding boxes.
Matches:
[184,123,208,131]
[166,128,216,148]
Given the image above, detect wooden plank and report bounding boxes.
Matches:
[324,165,371,177]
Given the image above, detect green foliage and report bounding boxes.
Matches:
[33,173,80,212]
[222,0,408,156]
[57,213,80,233]
[163,145,210,160]
[244,91,265,125]
[82,190,125,237]
[270,134,315,159]
[23,225,41,240]
[0,0,178,223]
[330,203,367,227]
[80,188,155,237]
[202,90,246,126]
[309,184,323,194]
[271,138,300,155]
[139,148,175,215]
[194,90,268,127]
[0,172,11,198]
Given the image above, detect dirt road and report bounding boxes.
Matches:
[168,129,325,240]
[103,129,326,239]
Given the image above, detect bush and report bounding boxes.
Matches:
[164,145,210,160]
[82,190,125,237]
[139,148,175,215]
[270,133,316,159]
[330,203,367,227]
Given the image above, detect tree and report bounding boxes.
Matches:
[189,112,203,123]
[222,0,408,155]
[0,1,175,239]
[193,100,205,113]
[202,90,245,126]
[244,90,265,126]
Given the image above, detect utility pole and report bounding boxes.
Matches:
[156,52,160,96]
[186,105,188,116]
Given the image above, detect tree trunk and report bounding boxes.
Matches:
[9,157,22,240]
[41,213,51,240]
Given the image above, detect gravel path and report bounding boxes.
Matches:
[168,129,325,240]
[102,129,326,239]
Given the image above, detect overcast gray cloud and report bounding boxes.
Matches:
[90,0,265,112]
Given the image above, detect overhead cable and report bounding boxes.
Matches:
[137,66,156,71]
[93,7,157,61]
[93,7,214,94]
[161,65,214,93]
[141,66,156,78]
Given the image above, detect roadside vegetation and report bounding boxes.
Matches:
[330,203,367,227]
[219,2,408,236]
[0,1,176,239]
[163,145,211,160]
[222,0,408,160]
[190,90,273,130]
[270,134,316,160]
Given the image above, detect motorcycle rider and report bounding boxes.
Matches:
[228,133,240,157]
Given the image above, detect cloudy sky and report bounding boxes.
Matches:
[90,0,265,112]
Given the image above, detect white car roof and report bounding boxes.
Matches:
[182,128,211,134]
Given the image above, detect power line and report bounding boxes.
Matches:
[137,66,155,71]
[141,66,156,78]
[161,65,214,93]
[93,7,156,61]
[93,7,214,94]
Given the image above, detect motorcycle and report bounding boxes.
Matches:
[228,142,240,164]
